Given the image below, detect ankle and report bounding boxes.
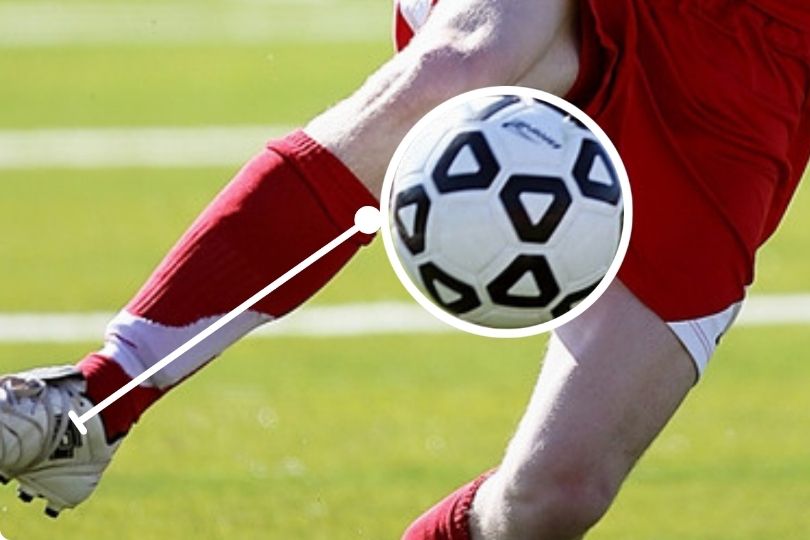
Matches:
[77,353,162,442]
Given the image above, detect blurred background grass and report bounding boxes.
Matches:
[1,1,808,538]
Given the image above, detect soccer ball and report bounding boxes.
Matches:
[383,88,628,333]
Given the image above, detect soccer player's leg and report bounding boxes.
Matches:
[473,280,697,538]
[0,0,577,517]
[79,132,379,443]
[402,1,810,538]
[0,132,378,517]
[402,280,697,540]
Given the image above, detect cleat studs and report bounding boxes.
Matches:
[18,490,34,503]
[45,507,61,519]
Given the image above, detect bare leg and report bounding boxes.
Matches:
[308,0,580,195]
[470,280,696,539]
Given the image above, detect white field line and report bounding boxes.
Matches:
[0,2,389,47]
[0,303,449,344]
[0,126,295,169]
[0,295,809,344]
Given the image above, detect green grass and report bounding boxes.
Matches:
[2,327,810,539]
[0,335,543,539]
[0,43,390,128]
[0,37,402,311]
[0,169,406,311]
[2,1,810,538]
[595,325,810,540]
[749,180,810,294]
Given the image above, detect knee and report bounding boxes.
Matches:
[474,465,617,539]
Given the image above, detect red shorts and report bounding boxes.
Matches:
[568,0,810,320]
[394,0,810,321]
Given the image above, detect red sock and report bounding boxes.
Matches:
[78,130,378,441]
[79,353,163,443]
[402,471,494,540]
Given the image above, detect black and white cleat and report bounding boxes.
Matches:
[1,365,122,516]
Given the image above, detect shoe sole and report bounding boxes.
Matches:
[6,475,69,518]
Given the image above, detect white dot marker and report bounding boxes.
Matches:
[354,205,382,235]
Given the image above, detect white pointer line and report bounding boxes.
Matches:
[69,206,382,435]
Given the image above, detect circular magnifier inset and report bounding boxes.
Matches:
[380,86,632,339]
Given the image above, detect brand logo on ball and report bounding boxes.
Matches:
[501,120,563,150]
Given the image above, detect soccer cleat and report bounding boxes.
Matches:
[0,365,120,517]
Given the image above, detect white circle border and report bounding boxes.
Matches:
[379,86,633,339]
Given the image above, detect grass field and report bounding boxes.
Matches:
[2,1,810,538]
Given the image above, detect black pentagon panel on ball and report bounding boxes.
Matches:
[551,282,598,319]
[432,131,500,193]
[393,184,431,256]
[572,139,621,206]
[499,175,571,243]
[487,255,560,309]
[419,263,482,315]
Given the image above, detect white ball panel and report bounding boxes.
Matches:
[471,304,553,329]
[395,104,477,177]
[551,208,621,287]
[429,193,510,277]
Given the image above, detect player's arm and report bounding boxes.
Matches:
[307,0,579,195]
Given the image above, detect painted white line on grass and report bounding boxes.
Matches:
[0,125,295,169]
[0,303,448,343]
[736,294,810,326]
[0,294,809,344]
[68,206,381,435]
[0,2,388,47]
